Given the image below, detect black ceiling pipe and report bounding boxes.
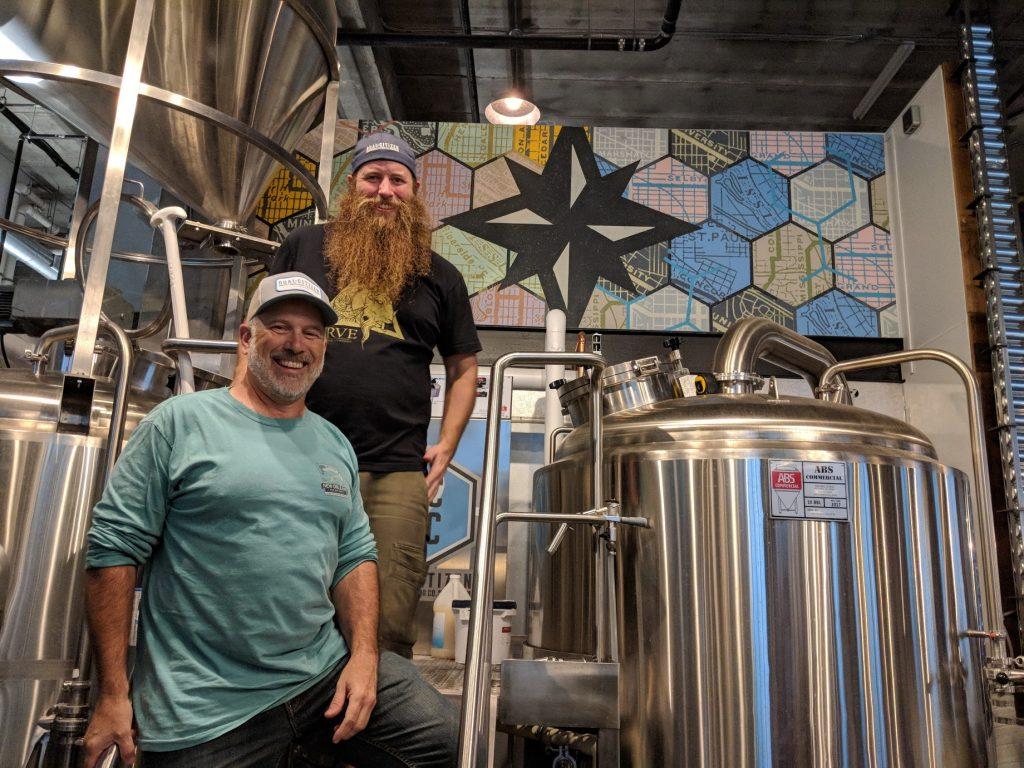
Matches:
[337,26,985,51]
[0,106,79,180]
[338,0,683,52]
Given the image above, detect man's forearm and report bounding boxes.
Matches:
[439,354,477,448]
[331,561,379,657]
[85,566,138,697]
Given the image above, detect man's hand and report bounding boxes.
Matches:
[83,693,136,768]
[423,442,454,502]
[325,652,379,742]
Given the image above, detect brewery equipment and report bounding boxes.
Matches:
[0,322,164,765]
[0,0,338,227]
[461,320,1003,767]
[0,2,341,763]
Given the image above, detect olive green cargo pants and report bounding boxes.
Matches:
[358,471,429,659]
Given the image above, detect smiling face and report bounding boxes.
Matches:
[240,299,326,404]
[326,161,432,303]
[350,160,418,217]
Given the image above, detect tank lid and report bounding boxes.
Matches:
[558,392,937,460]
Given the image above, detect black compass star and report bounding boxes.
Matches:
[442,127,697,325]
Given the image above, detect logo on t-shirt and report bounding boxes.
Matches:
[319,464,350,497]
[328,284,404,346]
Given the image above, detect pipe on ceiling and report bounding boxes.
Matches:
[0,106,79,180]
[338,0,682,52]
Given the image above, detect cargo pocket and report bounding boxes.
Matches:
[379,540,427,651]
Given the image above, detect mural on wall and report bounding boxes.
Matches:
[255,121,897,338]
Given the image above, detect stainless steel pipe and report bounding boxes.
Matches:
[73,193,171,342]
[819,349,1003,657]
[713,317,850,400]
[161,338,238,355]
[458,352,605,768]
[547,426,573,467]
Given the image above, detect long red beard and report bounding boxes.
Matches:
[325,187,432,302]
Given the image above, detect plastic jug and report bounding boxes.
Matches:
[431,573,469,658]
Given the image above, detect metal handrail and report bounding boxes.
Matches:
[0,59,330,218]
[161,338,238,356]
[29,320,132,485]
[818,349,1003,657]
[547,425,573,463]
[458,352,606,768]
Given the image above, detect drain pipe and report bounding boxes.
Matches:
[338,0,681,52]
[149,207,194,394]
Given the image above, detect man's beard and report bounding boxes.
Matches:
[325,186,433,303]
[247,337,324,404]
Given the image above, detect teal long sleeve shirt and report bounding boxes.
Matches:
[86,388,377,751]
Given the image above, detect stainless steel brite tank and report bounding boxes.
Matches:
[528,325,992,766]
[0,367,160,766]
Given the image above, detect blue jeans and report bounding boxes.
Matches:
[141,652,458,768]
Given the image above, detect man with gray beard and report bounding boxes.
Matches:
[82,272,458,768]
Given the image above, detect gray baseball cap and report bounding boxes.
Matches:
[350,131,418,178]
[246,271,337,326]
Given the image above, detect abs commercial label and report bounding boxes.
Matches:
[769,460,849,521]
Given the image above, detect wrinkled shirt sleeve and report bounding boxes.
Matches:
[331,460,378,588]
[86,417,172,568]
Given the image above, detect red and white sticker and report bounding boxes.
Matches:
[769,461,849,521]
[770,468,803,491]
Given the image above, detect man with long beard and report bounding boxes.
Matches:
[82,273,458,767]
[268,132,480,658]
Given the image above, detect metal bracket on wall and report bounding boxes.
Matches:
[959,23,1024,647]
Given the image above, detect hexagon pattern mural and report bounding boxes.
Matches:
[710,159,790,239]
[593,127,669,170]
[417,150,472,229]
[871,176,890,230]
[790,161,871,242]
[627,157,708,224]
[256,123,897,337]
[753,223,832,306]
[750,131,826,176]
[669,222,751,303]
[834,225,895,309]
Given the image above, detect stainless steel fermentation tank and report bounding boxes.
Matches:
[0,325,162,766]
[0,0,338,225]
[0,2,341,764]
[519,320,1002,766]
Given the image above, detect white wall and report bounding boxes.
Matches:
[886,66,976,477]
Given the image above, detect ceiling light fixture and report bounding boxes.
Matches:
[484,93,540,125]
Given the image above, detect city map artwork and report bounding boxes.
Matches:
[256,123,897,338]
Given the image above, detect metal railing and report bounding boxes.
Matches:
[819,349,1003,659]
[459,352,622,768]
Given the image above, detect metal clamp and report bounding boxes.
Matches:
[631,356,660,377]
[714,370,763,392]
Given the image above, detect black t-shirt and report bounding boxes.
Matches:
[269,224,481,472]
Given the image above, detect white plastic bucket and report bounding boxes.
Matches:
[453,599,516,665]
